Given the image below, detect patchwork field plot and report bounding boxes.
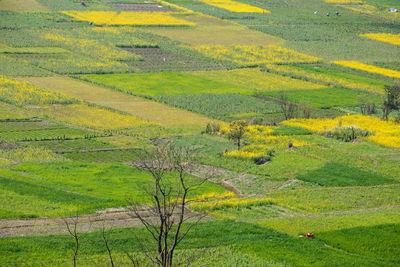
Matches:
[20,76,218,133]
[81,72,248,96]
[62,11,196,26]
[0,120,103,142]
[191,68,327,91]
[123,47,223,72]
[147,14,282,46]
[0,162,227,218]
[111,3,172,12]
[156,93,282,121]
[0,0,49,12]
[1,0,400,265]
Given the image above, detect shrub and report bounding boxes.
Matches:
[324,126,370,142]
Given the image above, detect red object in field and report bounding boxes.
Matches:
[306,233,314,238]
[81,2,87,7]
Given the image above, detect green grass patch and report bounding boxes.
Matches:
[156,94,281,121]
[268,184,400,214]
[272,125,312,136]
[318,224,400,262]
[63,149,143,163]
[80,72,248,97]
[0,162,226,218]
[261,87,380,108]
[297,162,395,186]
[0,220,391,266]
[260,207,400,236]
[19,138,118,152]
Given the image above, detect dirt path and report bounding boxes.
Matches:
[0,207,209,238]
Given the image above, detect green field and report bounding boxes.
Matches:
[0,0,399,265]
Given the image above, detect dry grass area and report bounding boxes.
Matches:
[0,0,49,11]
[147,14,282,46]
[19,76,218,132]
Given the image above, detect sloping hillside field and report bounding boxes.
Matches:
[1,0,400,265]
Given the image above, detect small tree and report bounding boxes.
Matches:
[382,83,400,120]
[227,120,247,150]
[278,92,297,120]
[127,145,208,267]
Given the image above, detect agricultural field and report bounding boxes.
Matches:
[1,0,400,266]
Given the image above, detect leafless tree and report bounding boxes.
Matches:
[64,215,80,267]
[278,92,298,120]
[100,222,115,267]
[126,145,208,267]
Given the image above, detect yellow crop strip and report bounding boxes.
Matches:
[324,0,362,3]
[333,61,400,79]
[0,76,73,105]
[283,115,400,149]
[34,104,151,130]
[197,0,269,13]
[360,33,400,46]
[222,125,309,160]
[266,64,384,94]
[187,45,319,65]
[61,11,196,26]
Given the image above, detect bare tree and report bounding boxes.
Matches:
[278,92,297,120]
[64,215,80,267]
[100,222,115,267]
[127,145,208,267]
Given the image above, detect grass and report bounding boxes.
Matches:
[0,0,49,12]
[318,224,400,262]
[21,76,218,133]
[18,138,118,152]
[0,121,102,142]
[155,93,281,121]
[63,149,143,163]
[147,13,282,46]
[81,72,248,97]
[261,87,381,108]
[272,125,312,136]
[0,220,394,266]
[267,184,400,214]
[296,143,400,182]
[296,162,395,186]
[0,162,226,218]
[260,207,400,236]
[0,55,52,76]
[0,102,31,120]
[191,68,327,92]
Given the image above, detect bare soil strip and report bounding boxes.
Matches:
[0,208,209,238]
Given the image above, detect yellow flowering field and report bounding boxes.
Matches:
[43,33,139,61]
[62,11,196,26]
[333,61,400,79]
[224,125,309,160]
[190,197,275,212]
[283,115,400,148]
[0,147,63,166]
[191,68,326,91]
[197,0,269,13]
[34,103,152,130]
[360,33,400,46]
[0,76,73,105]
[266,64,385,94]
[324,0,362,3]
[187,45,320,65]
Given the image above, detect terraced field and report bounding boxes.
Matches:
[1,0,399,265]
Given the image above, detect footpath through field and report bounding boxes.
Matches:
[18,76,218,133]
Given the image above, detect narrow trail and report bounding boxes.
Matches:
[0,208,209,238]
